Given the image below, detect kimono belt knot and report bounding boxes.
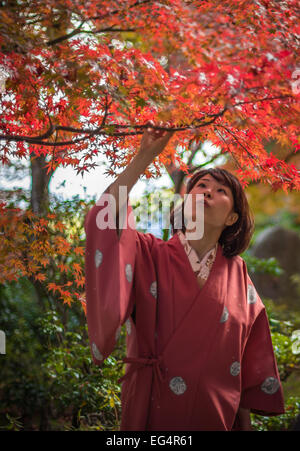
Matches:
[118,355,166,400]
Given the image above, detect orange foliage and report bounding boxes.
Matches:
[0,0,299,304]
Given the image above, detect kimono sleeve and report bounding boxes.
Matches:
[84,190,153,366]
[240,307,285,416]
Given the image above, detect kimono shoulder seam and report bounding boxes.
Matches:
[135,230,162,254]
[227,254,247,275]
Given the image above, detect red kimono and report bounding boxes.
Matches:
[84,192,285,431]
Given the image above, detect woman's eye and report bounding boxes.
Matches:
[198,183,206,187]
[218,188,226,194]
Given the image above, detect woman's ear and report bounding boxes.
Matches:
[225,212,239,227]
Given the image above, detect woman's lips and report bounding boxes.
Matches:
[195,197,210,206]
[194,197,210,208]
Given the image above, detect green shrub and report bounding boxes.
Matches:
[0,279,124,430]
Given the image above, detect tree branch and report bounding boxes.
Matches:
[0,108,224,147]
[215,124,258,162]
[46,20,86,46]
[232,94,292,108]
[46,0,152,46]
[47,25,136,46]
[0,95,293,147]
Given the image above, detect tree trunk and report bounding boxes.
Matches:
[29,154,54,309]
[30,154,53,215]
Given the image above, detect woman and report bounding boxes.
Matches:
[84,128,285,431]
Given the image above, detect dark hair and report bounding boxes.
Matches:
[170,168,254,258]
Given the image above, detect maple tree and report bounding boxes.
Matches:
[0,0,299,304]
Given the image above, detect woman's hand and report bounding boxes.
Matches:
[138,125,174,160]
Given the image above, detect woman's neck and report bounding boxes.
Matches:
[185,227,220,261]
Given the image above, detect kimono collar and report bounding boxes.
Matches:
[177,230,218,281]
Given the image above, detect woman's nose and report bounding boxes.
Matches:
[204,191,212,198]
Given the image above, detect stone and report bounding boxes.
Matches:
[250,226,300,309]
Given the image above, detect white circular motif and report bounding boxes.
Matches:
[92,342,103,361]
[220,306,229,323]
[125,318,131,335]
[94,249,103,268]
[125,263,133,283]
[261,377,280,395]
[169,376,187,395]
[150,281,157,299]
[247,284,257,304]
[230,361,241,376]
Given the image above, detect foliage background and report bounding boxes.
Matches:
[1,0,300,432]
[1,178,300,431]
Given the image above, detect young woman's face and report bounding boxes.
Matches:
[187,174,238,232]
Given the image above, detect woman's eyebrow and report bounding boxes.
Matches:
[197,177,225,185]
[196,178,210,183]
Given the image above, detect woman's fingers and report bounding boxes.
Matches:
[139,123,175,158]
[145,126,173,140]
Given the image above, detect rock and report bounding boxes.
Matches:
[250,226,300,309]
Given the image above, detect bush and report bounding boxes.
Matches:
[0,279,125,430]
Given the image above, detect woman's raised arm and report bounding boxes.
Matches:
[107,127,174,235]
